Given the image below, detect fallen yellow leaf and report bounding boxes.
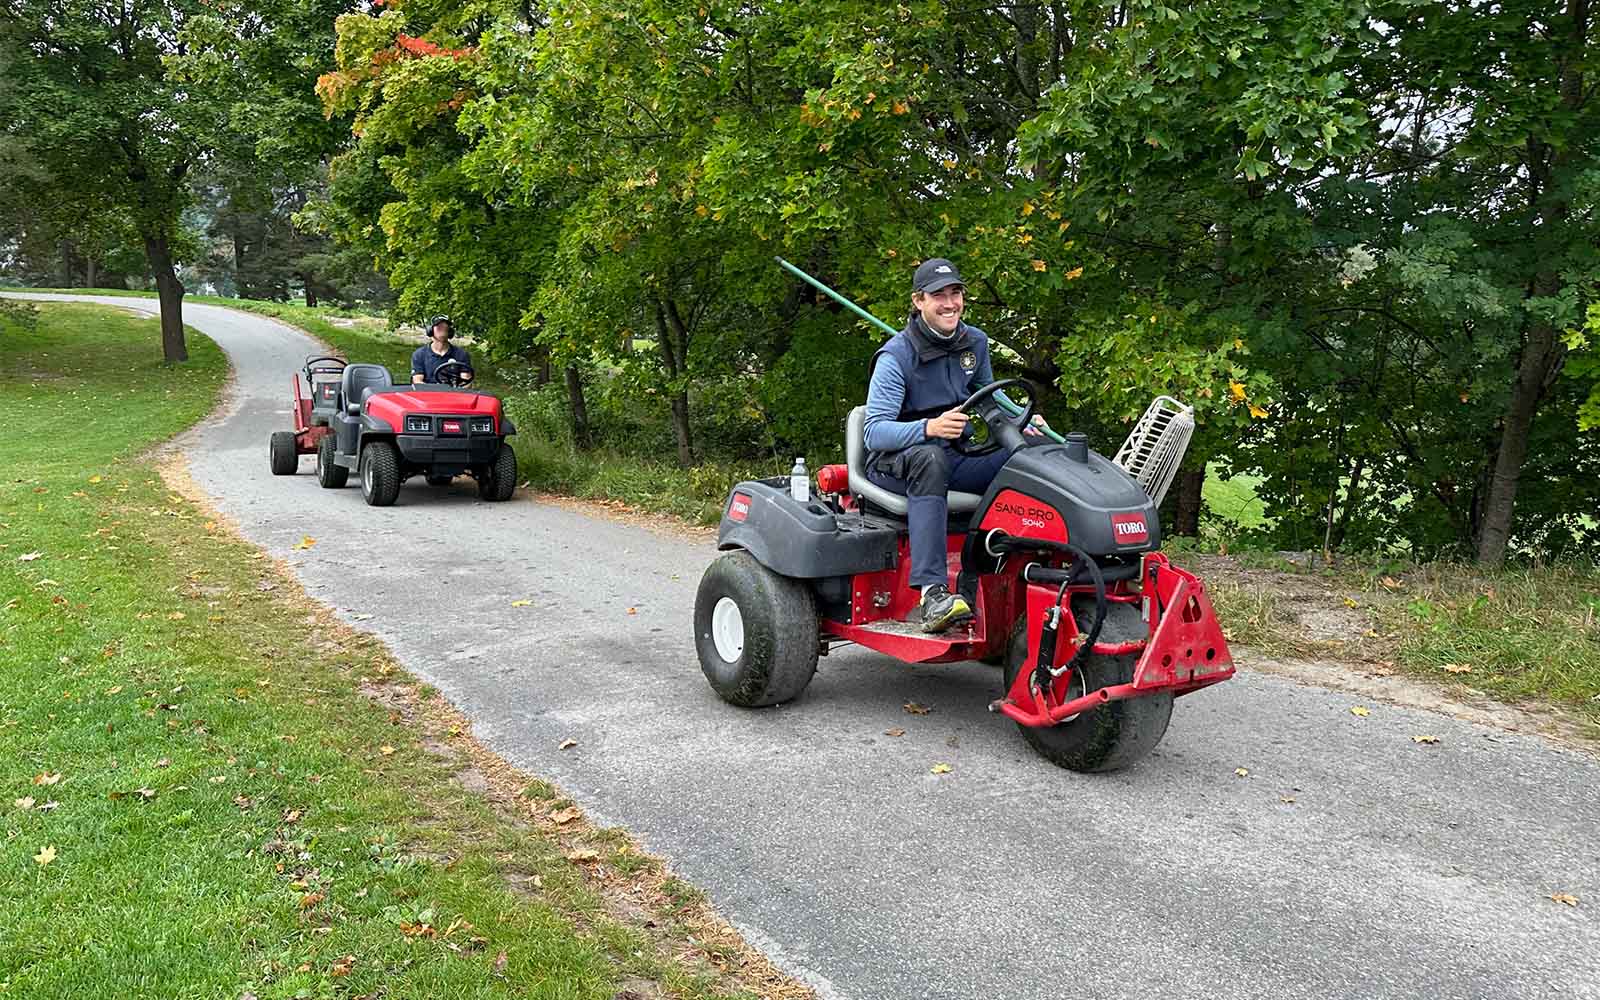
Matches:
[511,599,532,607]
[88,475,102,484]
[167,612,186,621]
[380,745,396,756]
[1234,767,1249,778]
[105,685,123,695]
[34,845,57,866]
[1440,663,1473,674]
[625,606,637,615]
[558,738,578,751]
[1279,796,1296,804]
[14,796,35,810]
[1380,575,1405,591]
[1350,705,1370,717]
[33,772,61,786]
[293,536,316,550]
[884,727,906,737]
[1550,893,1579,907]
[903,702,931,716]
[1411,734,1439,744]
[550,805,582,825]
[566,848,601,863]
[930,763,952,775]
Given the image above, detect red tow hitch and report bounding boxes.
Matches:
[997,553,1234,728]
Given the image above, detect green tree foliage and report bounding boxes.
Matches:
[0,0,350,359]
[314,0,1596,559]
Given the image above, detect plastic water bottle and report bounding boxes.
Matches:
[790,457,810,503]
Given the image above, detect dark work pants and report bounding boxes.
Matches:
[867,442,1010,590]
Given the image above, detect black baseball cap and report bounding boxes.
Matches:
[912,258,965,294]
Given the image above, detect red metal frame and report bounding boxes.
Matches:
[291,374,335,455]
[818,538,1234,727]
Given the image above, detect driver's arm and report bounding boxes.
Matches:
[411,347,428,384]
[456,348,473,382]
[864,356,937,452]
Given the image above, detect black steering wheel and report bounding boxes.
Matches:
[431,360,475,387]
[950,378,1037,456]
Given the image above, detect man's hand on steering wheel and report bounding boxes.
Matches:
[925,410,969,440]
[950,378,1038,456]
[432,360,475,387]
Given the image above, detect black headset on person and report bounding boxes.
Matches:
[426,315,454,339]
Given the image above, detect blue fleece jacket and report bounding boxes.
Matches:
[863,319,999,453]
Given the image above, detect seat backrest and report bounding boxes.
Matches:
[341,363,395,414]
[844,405,988,515]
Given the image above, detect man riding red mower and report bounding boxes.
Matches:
[693,265,1234,773]
[268,354,517,507]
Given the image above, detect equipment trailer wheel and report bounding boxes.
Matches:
[269,432,298,475]
[315,435,348,489]
[694,550,819,707]
[477,444,517,502]
[1004,599,1172,773]
[359,440,402,507]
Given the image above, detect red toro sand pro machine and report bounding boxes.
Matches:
[268,357,517,507]
[691,262,1234,772]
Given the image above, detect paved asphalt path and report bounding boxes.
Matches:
[19,294,1599,999]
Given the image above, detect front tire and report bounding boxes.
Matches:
[315,435,348,489]
[269,431,298,475]
[359,440,401,507]
[1004,599,1172,773]
[477,443,517,502]
[694,550,818,707]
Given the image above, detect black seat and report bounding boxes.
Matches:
[340,364,395,414]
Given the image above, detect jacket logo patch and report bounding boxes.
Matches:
[960,350,977,372]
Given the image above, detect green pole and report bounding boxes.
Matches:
[773,256,1062,440]
[774,257,899,337]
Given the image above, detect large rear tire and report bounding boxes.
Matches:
[694,550,818,707]
[477,443,517,502]
[315,435,348,489]
[359,440,402,507]
[1004,599,1172,773]
[269,431,298,476]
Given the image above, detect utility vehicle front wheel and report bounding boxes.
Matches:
[477,444,517,502]
[694,550,818,707]
[315,435,348,489]
[269,431,298,476]
[1004,599,1172,773]
[359,440,401,507]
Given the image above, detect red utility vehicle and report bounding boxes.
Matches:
[268,358,518,507]
[693,380,1233,772]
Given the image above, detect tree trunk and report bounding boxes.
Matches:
[1168,465,1204,537]
[303,281,318,308]
[564,363,592,449]
[1476,322,1564,564]
[143,232,188,362]
[653,295,695,467]
[1330,456,1366,550]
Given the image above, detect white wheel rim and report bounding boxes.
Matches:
[362,456,373,493]
[710,597,744,663]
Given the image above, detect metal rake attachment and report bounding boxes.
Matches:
[1112,396,1195,509]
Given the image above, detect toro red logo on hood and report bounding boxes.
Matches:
[1111,511,1149,545]
[728,492,752,522]
[441,419,463,434]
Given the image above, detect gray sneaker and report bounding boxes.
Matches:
[920,585,973,633]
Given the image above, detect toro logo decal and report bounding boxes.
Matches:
[1111,512,1149,545]
[441,419,463,435]
[728,492,753,522]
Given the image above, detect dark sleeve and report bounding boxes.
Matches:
[411,346,427,376]
[455,346,472,367]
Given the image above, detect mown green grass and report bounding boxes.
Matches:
[0,305,756,1000]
